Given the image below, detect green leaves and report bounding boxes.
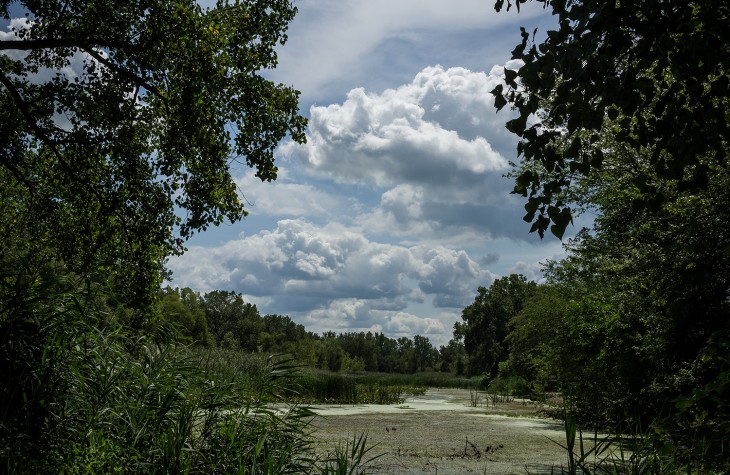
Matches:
[494,0,729,239]
[547,206,572,240]
[0,0,306,309]
[506,112,530,139]
[491,84,507,111]
[458,275,537,377]
[503,67,519,88]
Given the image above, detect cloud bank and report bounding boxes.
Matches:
[168,219,494,343]
[280,63,528,243]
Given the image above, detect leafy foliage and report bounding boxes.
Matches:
[454,274,536,377]
[493,149,730,469]
[493,0,729,238]
[488,5,730,465]
[158,286,212,346]
[198,289,262,350]
[0,0,307,307]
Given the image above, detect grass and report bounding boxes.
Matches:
[289,370,478,405]
[347,371,478,390]
[320,432,383,475]
[288,371,421,405]
[533,408,730,475]
[0,261,383,474]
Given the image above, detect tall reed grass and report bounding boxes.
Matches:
[0,260,378,473]
[290,372,413,404]
[539,408,730,475]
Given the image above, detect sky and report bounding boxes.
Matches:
[166,0,582,347]
[2,1,583,347]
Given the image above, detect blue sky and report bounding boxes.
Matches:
[167,0,580,346]
[2,1,581,347]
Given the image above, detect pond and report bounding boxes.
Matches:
[309,387,573,474]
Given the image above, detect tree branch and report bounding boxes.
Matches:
[0,39,79,50]
[0,39,164,101]
[0,69,109,213]
[0,150,36,192]
[79,46,166,101]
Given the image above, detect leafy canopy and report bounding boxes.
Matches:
[492,0,729,238]
[0,0,306,306]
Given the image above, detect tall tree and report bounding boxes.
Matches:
[200,290,262,350]
[492,0,729,238]
[438,339,467,374]
[0,0,306,308]
[412,335,438,372]
[455,275,536,377]
[505,126,730,464]
[158,287,212,346]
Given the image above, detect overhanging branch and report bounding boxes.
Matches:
[0,39,165,101]
[0,69,118,222]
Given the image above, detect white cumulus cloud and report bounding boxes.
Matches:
[167,219,492,340]
[282,65,511,188]
[277,64,538,243]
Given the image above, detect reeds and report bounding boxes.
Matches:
[320,432,383,475]
[291,372,413,404]
[540,409,728,475]
[0,261,380,473]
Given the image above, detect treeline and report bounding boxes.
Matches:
[158,287,456,374]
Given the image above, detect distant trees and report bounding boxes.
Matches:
[438,339,467,375]
[199,290,261,350]
[158,287,212,347]
[159,287,447,375]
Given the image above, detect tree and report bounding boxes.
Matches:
[259,314,307,354]
[200,290,262,350]
[504,134,730,464]
[502,284,565,388]
[412,335,438,372]
[374,332,399,373]
[316,335,344,373]
[0,0,306,309]
[543,163,730,429]
[438,339,466,375]
[492,0,729,238]
[337,332,379,371]
[455,274,536,377]
[158,287,212,346]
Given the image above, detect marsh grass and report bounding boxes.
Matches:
[470,389,482,407]
[0,261,380,474]
[540,409,728,475]
[350,371,477,390]
[291,372,417,404]
[321,432,383,475]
